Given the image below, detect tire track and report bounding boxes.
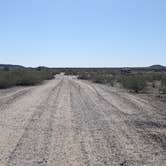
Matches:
[7,79,63,166]
[69,80,94,166]
[70,80,127,165]
[96,83,166,116]
[88,83,166,155]
[0,88,32,110]
[71,79,165,165]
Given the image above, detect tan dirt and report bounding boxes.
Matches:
[0,75,165,166]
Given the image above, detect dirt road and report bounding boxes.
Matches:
[0,75,165,166]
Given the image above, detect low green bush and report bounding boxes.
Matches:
[119,75,147,93]
[67,68,166,94]
[78,72,115,86]
[78,73,90,80]
[0,69,54,89]
[159,86,166,94]
[159,76,166,93]
[161,76,166,86]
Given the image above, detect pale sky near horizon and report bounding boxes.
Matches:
[0,0,165,67]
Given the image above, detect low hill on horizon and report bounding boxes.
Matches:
[0,64,166,70]
[149,65,166,70]
[0,64,25,70]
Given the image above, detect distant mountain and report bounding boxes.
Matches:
[0,64,25,70]
[149,65,166,70]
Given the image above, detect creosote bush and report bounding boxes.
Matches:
[78,72,115,86]
[77,70,166,93]
[0,69,54,89]
[119,75,147,93]
[159,76,166,93]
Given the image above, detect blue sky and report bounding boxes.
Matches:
[0,0,165,67]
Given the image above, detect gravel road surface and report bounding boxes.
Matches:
[0,75,165,166]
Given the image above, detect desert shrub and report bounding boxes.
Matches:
[92,74,114,85]
[78,73,90,80]
[159,75,166,93]
[0,69,54,89]
[119,75,147,93]
[78,72,115,86]
[159,86,166,94]
[70,68,165,93]
[161,76,166,86]
[0,71,20,88]
[141,72,163,82]
[63,69,82,76]
[91,75,106,83]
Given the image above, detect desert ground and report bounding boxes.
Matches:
[0,75,165,166]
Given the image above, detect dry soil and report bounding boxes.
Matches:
[0,75,165,166]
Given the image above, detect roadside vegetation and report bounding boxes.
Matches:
[64,68,166,94]
[160,76,166,93]
[0,69,55,89]
[117,75,146,93]
[1,66,166,94]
